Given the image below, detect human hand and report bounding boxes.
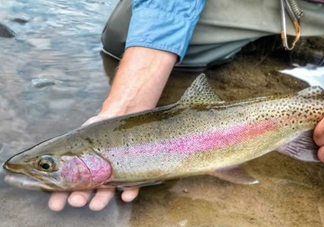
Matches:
[48,187,140,211]
[48,114,140,211]
[314,118,324,162]
[48,46,175,211]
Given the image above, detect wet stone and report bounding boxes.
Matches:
[10,17,29,25]
[0,23,15,38]
[31,78,58,88]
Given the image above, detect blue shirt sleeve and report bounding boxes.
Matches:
[125,0,206,62]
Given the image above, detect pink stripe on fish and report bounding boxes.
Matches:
[112,120,277,157]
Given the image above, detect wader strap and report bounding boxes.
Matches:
[280,0,303,50]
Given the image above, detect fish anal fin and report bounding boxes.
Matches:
[277,130,320,162]
[210,166,259,185]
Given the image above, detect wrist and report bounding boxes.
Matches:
[99,47,177,119]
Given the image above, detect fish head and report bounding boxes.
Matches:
[3,135,112,191]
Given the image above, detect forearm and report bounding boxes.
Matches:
[99,46,177,117]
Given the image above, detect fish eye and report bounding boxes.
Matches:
[37,156,56,172]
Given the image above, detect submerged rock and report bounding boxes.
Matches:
[10,17,29,25]
[0,23,15,38]
[31,78,58,88]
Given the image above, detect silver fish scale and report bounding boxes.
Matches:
[77,86,324,181]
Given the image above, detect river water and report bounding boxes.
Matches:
[1,1,324,227]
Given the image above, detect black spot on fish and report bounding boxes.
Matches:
[84,137,94,145]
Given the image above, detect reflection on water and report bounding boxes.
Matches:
[0,0,116,151]
[1,0,324,227]
[280,66,324,89]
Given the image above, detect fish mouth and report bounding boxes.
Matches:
[3,159,25,173]
[3,162,60,191]
[3,156,56,191]
[4,173,57,191]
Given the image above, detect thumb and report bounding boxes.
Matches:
[82,115,108,126]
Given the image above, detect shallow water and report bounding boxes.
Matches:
[1,1,324,227]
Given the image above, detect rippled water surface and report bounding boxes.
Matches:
[1,1,324,227]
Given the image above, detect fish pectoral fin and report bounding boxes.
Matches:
[210,166,259,185]
[118,181,163,190]
[104,180,164,190]
[103,174,170,189]
[277,130,320,162]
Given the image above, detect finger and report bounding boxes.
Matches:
[318,146,324,163]
[83,117,98,126]
[121,188,140,202]
[68,190,92,207]
[89,188,115,211]
[48,192,69,212]
[314,119,324,146]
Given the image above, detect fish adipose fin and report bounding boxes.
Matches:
[277,130,320,162]
[178,74,224,107]
[210,166,259,185]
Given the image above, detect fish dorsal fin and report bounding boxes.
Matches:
[178,74,223,107]
[297,86,324,98]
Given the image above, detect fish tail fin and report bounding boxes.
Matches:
[277,130,320,162]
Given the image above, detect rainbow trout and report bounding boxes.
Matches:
[3,74,324,191]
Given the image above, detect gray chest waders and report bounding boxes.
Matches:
[101,0,324,72]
